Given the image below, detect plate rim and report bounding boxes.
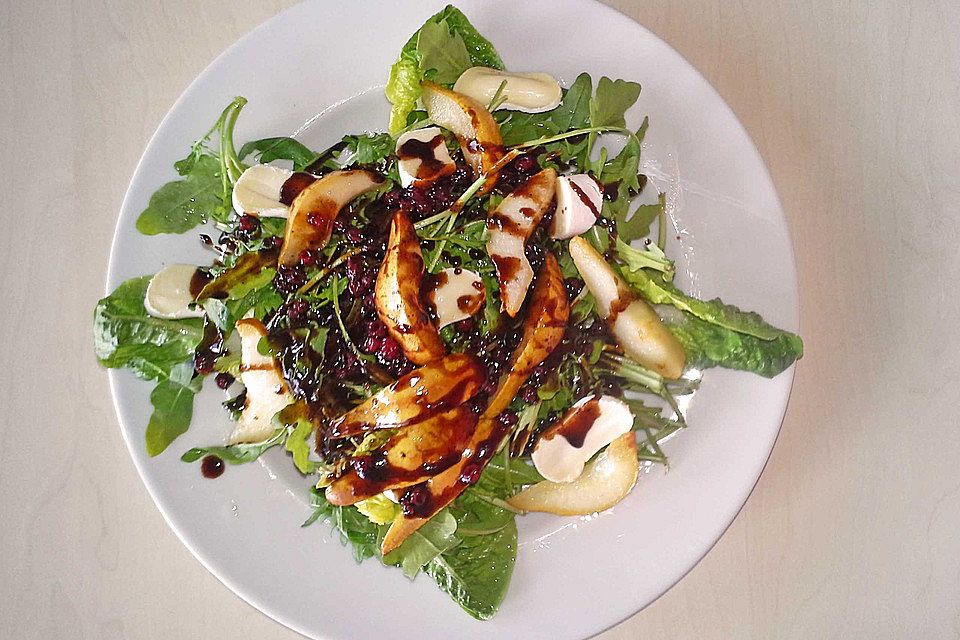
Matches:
[105,1,800,638]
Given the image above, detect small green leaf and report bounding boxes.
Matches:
[238,137,316,170]
[384,509,460,578]
[180,427,286,464]
[135,155,225,235]
[284,419,317,474]
[145,362,201,457]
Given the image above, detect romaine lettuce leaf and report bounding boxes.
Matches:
[666,312,803,378]
[619,266,799,342]
[384,509,460,578]
[94,276,204,381]
[386,5,504,132]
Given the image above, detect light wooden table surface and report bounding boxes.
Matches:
[3,1,958,638]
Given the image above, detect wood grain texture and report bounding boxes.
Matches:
[1,1,958,638]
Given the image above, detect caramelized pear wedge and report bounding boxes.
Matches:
[506,432,639,515]
[230,319,294,444]
[325,353,485,439]
[376,210,447,365]
[325,405,478,506]
[421,81,504,194]
[278,169,383,266]
[381,254,569,555]
[486,168,557,317]
[569,236,685,379]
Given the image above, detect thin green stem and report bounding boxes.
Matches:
[297,246,364,295]
[511,125,633,150]
[487,80,508,111]
[330,274,363,359]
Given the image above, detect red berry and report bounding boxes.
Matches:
[298,250,316,266]
[238,214,259,232]
[194,353,215,375]
[379,337,403,362]
[215,373,234,389]
[306,211,325,227]
[459,463,482,485]
[513,154,537,173]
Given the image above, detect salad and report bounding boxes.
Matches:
[94,5,803,620]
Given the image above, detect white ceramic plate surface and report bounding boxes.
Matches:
[107,1,799,638]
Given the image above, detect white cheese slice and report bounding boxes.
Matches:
[550,174,602,239]
[395,126,456,188]
[229,319,294,444]
[144,264,205,319]
[424,267,485,328]
[453,67,562,113]
[232,164,294,218]
[531,395,633,483]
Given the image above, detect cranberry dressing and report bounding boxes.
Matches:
[570,181,600,218]
[279,172,317,205]
[397,135,452,183]
[188,269,213,298]
[550,396,603,448]
[201,455,225,478]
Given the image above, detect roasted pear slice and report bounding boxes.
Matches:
[569,236,685,378]
[421,81,504,193]
[486,168,557,316]
[381,253,569,555]
[325,405,478,506]
[506,432,639,515]
[230,319,294,444]
[325,353,485,439]
[278,169,383,266]
[376,210,446,365]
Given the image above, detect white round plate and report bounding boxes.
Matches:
[107,1,799,638]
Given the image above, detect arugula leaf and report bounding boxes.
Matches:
[416,21,472,84]
[304,488,382,562]
[619,267,800,342]
[615,236,674,278]
[181,427,286,464]
[595,122,659,243]
[136,155,226,235]
[136,97,247,234]
[430,5,503,69]
[238,137,316,170]
[146,362,202,456]
[497,73,592,146]
[94,276,204,381]
[667,312,803,378]
[590,76,642,129]
[386,5,504,132]
[342,133,395,165]
[384,509,460,578]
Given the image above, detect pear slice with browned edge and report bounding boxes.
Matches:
[325,405,478,506]
[569,236,685,379]
[278,169,383,266]
[506,432,639,515]
[325,353,485,440]
[421,81,504,193]
[229,319,294,444]
[486,168,557,316]
[376,210,446,365]
[380,253,569,555]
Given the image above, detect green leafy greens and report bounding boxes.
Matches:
[385,5,504,132]
[136,97,247,234]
